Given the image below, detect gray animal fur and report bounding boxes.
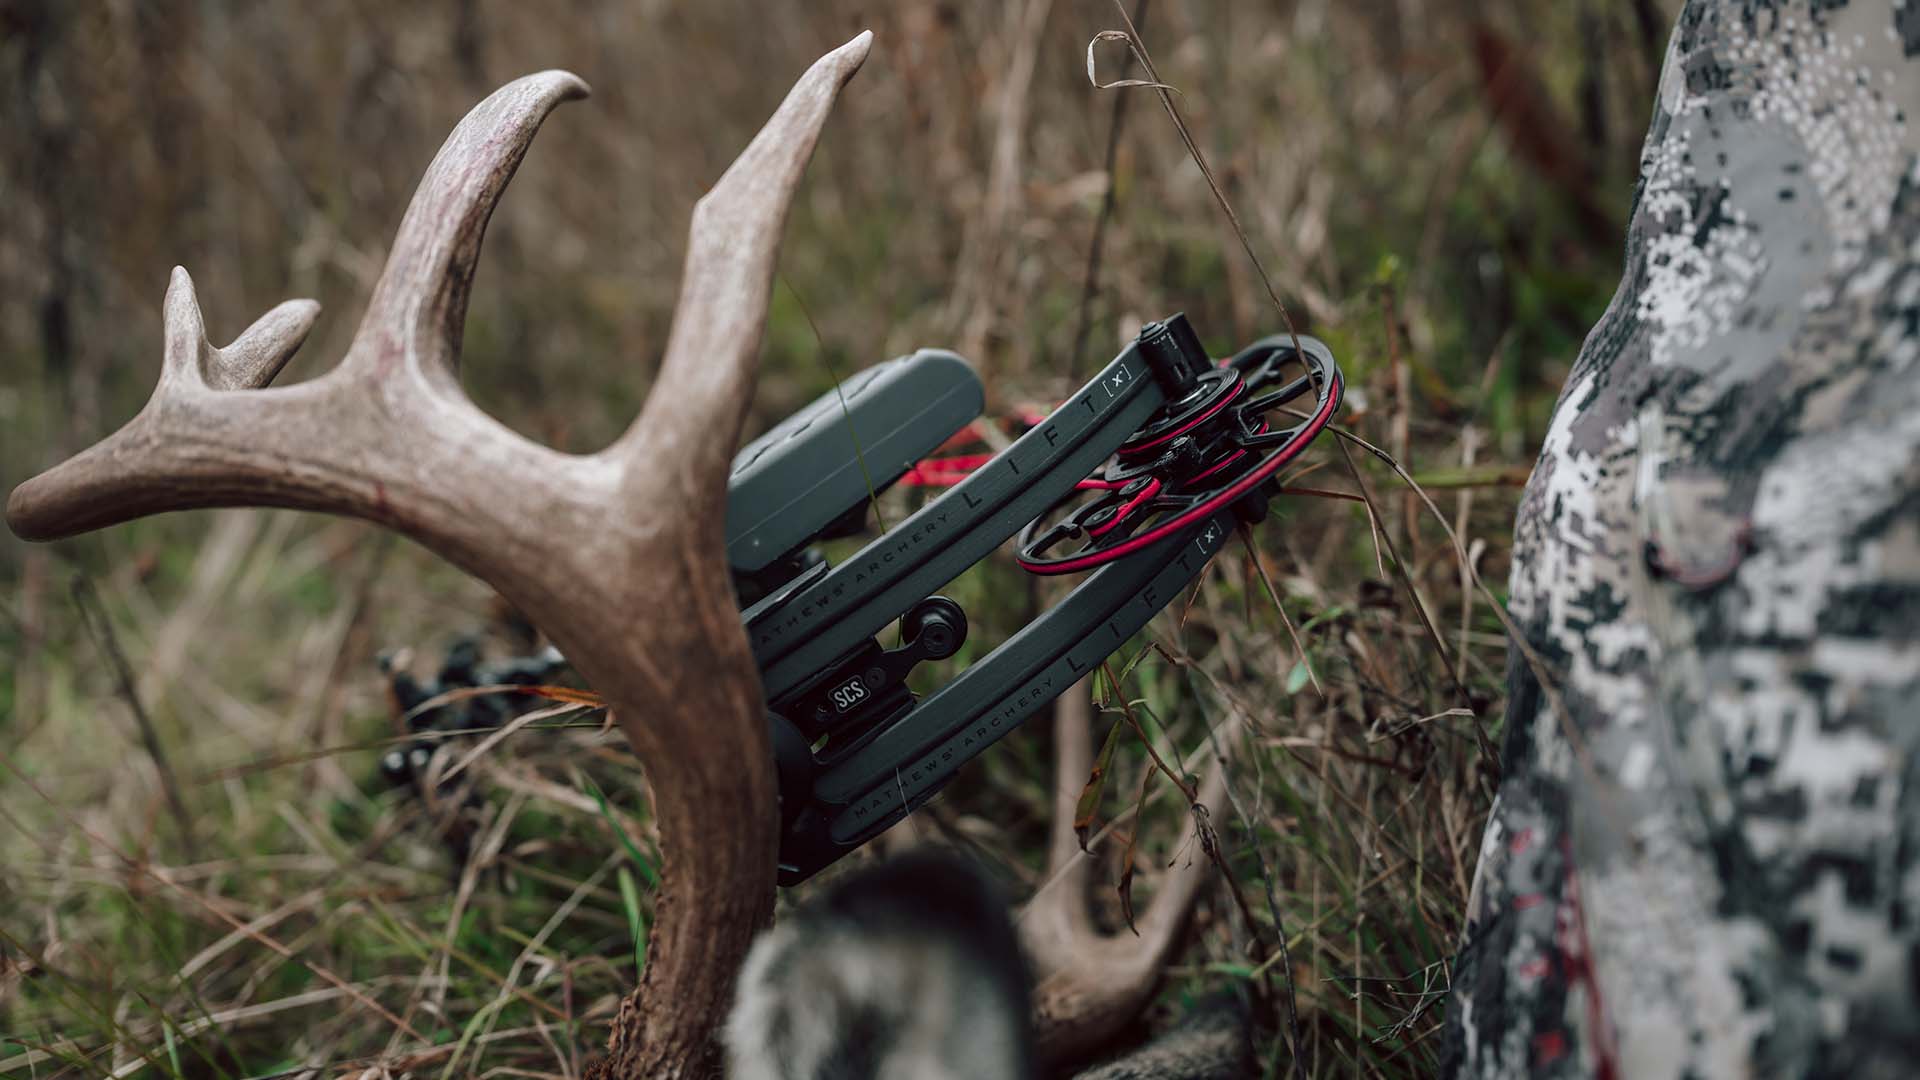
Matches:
[725,853,1037,1080]
[725,852,1256,1079]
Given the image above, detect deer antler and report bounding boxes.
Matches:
[8,33,873,1078]
[1021,678,1239,1065]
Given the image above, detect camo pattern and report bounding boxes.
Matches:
[1444,2,1920,1076]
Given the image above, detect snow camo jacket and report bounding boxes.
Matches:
[1445,1,1920,1076]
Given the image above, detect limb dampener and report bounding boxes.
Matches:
[728,312,1342,883]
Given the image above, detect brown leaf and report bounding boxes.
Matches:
[401,681,604,723]
[1116,761,1156,936]
[520,684,606,707]
[1075,712,1128,851]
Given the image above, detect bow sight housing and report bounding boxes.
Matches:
[727,313,1343,884]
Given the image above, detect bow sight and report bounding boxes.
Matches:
[729,312,1342,883]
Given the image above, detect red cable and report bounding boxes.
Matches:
[1086,478,1162,538]
[1016,375,1342,575]
[1116,377,1246,457]
[896,363,1338,572]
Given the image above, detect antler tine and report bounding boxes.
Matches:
[1022,678,1238,1065]
[344,70,589,388]
[217,301,325,393]
[6,70,595,548]
[577,35,874,1078]
[616,31,873,505]
[158,267,321,394]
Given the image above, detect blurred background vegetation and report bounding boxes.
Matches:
[0,0,1669,1075]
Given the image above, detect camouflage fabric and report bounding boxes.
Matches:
[1445,2,1920,1076]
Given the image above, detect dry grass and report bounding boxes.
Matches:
[0,1,1663,1075]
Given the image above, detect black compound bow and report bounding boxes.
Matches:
[381,312,1341,883]
[729,313,1341,882]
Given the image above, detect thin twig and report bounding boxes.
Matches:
[1320,418,1578,771]
[1237,525,1321,695]
[1330,439,1464,704]
[1201,704,1305,1079]
[1099,661,1197,803]
[1071,0,1151,368]
[1381,284,1417,563]
[1097,2,1304,357]
[70,575,197,859]
[783,274,890,533]
[0,753,425,1040]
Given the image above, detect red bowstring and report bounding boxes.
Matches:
[900,464,1123,490]
[901,358,1242,489]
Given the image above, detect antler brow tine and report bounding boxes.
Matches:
[5,69,592,546]
[155,267,321,394]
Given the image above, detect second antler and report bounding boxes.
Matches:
[1023,678,1240,1066]
[8,34,872,1079]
